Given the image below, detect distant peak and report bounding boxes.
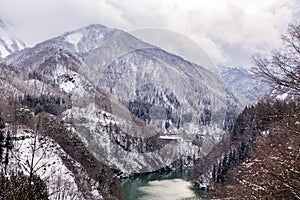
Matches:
[85,23,108,29]
[0,19,7,29]
[75,23,112,33]
[62,23,113,38]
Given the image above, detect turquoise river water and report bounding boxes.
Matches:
[121,169,205,200]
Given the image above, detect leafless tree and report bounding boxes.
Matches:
[253,23,300,96]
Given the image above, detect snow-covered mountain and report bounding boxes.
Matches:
[0,62,122,199]
[219,66,270,106]
[84,31,227,135]
[3,24,238,178]
[0,19,26,58]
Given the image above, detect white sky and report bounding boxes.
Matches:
[0,0,299,67]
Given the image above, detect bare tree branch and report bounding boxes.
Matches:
[252,23,300,97]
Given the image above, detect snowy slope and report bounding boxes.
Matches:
[219,66,270,106]
[3,24,239,176]
[0,19,26,58]
[80,25,228,136]
[2,128,102,200]
[63,102,210,175]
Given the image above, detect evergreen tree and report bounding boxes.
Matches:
[0,171,48,200]
[216,161,222,183]
[212,164,216,182]
[0,115,4,159]
[222,153,229,177]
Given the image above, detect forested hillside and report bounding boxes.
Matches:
[191,23,300,199]
[197,98,299,199]
[0,98,122,199]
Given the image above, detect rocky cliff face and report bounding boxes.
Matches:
[4,24,236,177]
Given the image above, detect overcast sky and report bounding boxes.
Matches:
[0,0,299,67]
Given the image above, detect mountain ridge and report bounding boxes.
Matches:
[0,22,269,199]
[0,19,26,58]
[3,23,217,177]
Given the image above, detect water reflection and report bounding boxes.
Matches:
[121,169,205,200]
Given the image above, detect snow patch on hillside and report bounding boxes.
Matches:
[59,80,75,93]
[64,103,205,176]
[2,129,102,200]
[0,19,26,58]
[276,92,288,100]
[65,32,83,51]
[0,42,10,57]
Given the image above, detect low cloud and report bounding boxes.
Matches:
[0,0,299,66]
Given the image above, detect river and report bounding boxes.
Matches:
[121,169,205,200]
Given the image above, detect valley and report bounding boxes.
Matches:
[0,14,299,200]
